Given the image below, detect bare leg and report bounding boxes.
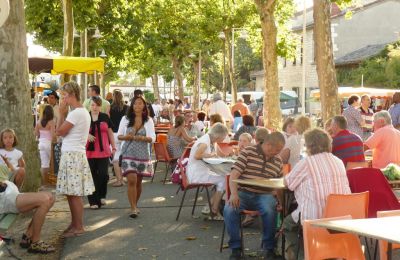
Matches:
[211,191,224,215]
[112,162,123,185]
[67,196,84,232]
[16,192,55,242]
[126,173,138,210]
[14,167,25,189]
[136,175,143,203]
[40,168,49,186]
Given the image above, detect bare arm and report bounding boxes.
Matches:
[180,127,195,142]
[18,157,25,168]
[279,148,290,164]
[34,123,40,138]
[194,143,215,160]
[107,128,116,152]
[228,169,241,209]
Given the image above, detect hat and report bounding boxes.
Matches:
[46,90,59,100]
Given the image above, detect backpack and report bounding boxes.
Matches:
[171,158,189,188]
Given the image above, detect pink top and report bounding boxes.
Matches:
[86,121,111,159]
[365,125,400,168]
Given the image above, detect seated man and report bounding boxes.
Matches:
[365,110,400,168]
[224,132,285,260]
[330,115,365,166]
[283,128,351,259]
[0,181,55,254]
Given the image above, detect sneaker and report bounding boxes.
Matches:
[201,206,210,215]
[229,248,243,260]
[263,249,282,260]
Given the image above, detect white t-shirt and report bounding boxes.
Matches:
[61,107,91,152]
[152,104,162,117]
[0,148,23,169]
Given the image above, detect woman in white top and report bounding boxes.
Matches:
[35,105,55,185]
[187,123,229,220]
[56,81,94,238]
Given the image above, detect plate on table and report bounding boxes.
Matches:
[203,157,235,165]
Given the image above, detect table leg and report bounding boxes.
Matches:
[387,242,392,260]
[281,190,286,259]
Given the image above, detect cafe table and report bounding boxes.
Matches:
[202,157,235,175]
[312,216,400,260]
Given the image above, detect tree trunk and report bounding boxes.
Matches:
[151,73,160,100]
[62,0,74,83]
[222,39,227,102]
[313,0,340,121]
[172,55,184,101]
[0,0,41,191]
[193,61,200,111]
[254,0,282,130]
[225,30,237,105]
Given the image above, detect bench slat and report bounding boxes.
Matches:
[0,214,17,231]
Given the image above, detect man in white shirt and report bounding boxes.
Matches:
[152,99,162,120]
[209,93,234,125]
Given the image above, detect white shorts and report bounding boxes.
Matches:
[0,181,20,214]
[38,140,52,168]
[112,132,121,163]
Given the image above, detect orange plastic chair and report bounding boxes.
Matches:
[229,140,239,146]
[346,161,369,170]
[219,174,261,254]
[156,133,168,144]
[175,161,214,221]
[323,192,369,219]
[282,164,291,176]
[377,210,400,260]
[217,142,234,156]
[303,216,366,260]
[152,142,177,184]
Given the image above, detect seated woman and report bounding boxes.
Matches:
[233,115,257,141]
[167,115,196,159]
[232,110,243,132]
[186,123,229,220]
[209,113,224,126]
[194,111,207,133]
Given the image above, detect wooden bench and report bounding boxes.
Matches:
[0,213,18,232]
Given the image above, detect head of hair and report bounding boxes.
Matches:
[47,90,59,100]
[60,81,81,101]
[212,93,222,102]
[233,110,241,118]
[111,90,125,111]
[332,115,347,130]
[304,128,332,155]
[168,99,174,104]
[89,85,101,95]
[263,131,285,146]
[174,115,185,128]
[0,128,18,148]
[348,95,360,105]
[106,92,113,100]
[208,123,229,140]
[134,89,143,97]
[295,116,311,134]
[374,110,392,125]
[255,127,270,144]
[361,94,370,102]
[90,96,102,107]
[282,117,295,132]
[239,133,252,143]
[237,98,244,103]
[41,105,54,128]
[209,114,224,125]
[324,118,333,131]
[126,96,149,127]
[242,115,255,126]
[393,92,400,104]
[197,111,206,121]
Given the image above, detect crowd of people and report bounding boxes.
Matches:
[1,85,400,258]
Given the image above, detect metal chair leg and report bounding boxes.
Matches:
[192,187,200,215]
[176,189,187,221]
[175,185,181,195]
[220,221,226,252]
[151,161,158,182]
[163,162,169,184]
[205,186,213,214]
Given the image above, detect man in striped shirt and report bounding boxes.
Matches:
[359,95,374,141]
[331,116,365,166]
[224,132,285,260]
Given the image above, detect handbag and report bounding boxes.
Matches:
[119,141,132,167]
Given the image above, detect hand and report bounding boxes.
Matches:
[111,148,116,155]
[208,152,216,158]
[59,97,68,116]
[88,134,96,142]
[228,194,240,209]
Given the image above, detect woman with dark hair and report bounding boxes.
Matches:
[233,115,257,140]
[117,96,156,218]
[389,92,400,129]
[110,90,129,187]
[232,110,243,132]
[282,117,296,140]
[167,115,196,158]
[342,95,364,138]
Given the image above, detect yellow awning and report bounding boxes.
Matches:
[51,56,104,75]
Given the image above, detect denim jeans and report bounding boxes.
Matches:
[223,190,278,250]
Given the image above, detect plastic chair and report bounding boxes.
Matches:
[282,164,291,176]
[156,133,168,144]
[347,168,400,218]
[229,140,239,146]
[152,142,178,184]
[303,216,366,260]
[346,161,369,170]
[217,142,234,156]
[377,210,400,260]
[175,161,214,221]
[219,174,261,255]
[323,192,369,219]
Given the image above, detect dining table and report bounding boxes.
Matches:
[202,157,235,175]
[312,216,400,260]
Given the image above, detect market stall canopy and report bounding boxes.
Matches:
[310,87,398,99]
[29,56,104,75]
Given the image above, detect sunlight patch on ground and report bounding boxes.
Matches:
[86,216,119,231]
[154,222,191,233]
[152,196,166,202]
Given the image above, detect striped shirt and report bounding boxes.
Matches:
[285,152,351,223]
[359,107,374,131]
[332,129,365,166]
[232,145,283,193]
[343,106,363,138]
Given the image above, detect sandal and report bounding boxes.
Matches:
[242,215,256,227]
[20,233,32,249]
[129,209,139,218]
[201,206,211,215]
[112,181,123,187]
[207,214,224,221]
[28,240,55,254]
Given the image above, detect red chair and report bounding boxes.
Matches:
[175,161,214,221]
[347,168,400,218]
[217,142,234,156]
[219,174,261,255]
[156,133,168,144]
[152,142,177,184]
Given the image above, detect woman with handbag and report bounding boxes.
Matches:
[117,96,155,218]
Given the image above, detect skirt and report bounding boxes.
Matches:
[56,151,95,196]
[121,156,153,177]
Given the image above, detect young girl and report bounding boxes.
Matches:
[35,105,56,185]
[0,129,26,189]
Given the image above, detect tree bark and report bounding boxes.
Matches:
[172,55,184,101]
[193,61,200,111]
[0,0,41,191]
[313,0,340,121]
[225,30,237,105]
[62,0,74,83]
[254,0,282,130]
[151,73,160,101]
